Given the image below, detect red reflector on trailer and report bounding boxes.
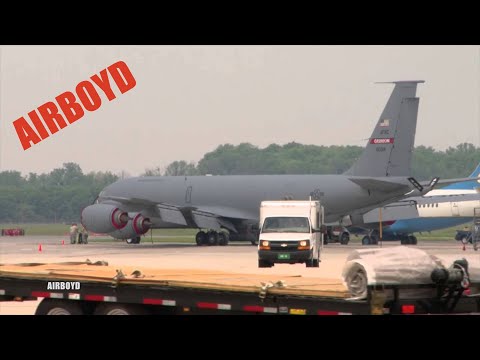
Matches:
[243,305,265,313]
[318,310,339,315]
[84,295,105,301]
[243,305,277,313]
[402,305,415,314]
[197,302,218,309]
[31,291,50,298]
[143,298,176,306]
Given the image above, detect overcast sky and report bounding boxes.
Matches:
[1,45,479,176]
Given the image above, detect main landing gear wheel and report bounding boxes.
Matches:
[340,233,350,245]
[196,230,231,246]
[361,236,370,245]
[207,231,219,246]
[195,231,207,246]
[218,232,229,246]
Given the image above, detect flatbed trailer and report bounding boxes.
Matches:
[1,260,479,315]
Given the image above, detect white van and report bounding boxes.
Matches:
[257,200,324,268]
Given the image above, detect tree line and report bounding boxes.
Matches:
[1,143,479,223]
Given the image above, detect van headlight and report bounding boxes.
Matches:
[259,240,270,250]
[298,240,310,250]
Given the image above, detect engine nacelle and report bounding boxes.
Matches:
[81,204,129,233]
[110,213,151,239]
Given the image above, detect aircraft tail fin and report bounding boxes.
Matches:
[344,81,424,177]
[442,162,480,190]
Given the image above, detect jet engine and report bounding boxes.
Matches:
[109,213,151,239]
[81,204,129,233]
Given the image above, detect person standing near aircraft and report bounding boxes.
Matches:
[69,223,78,244]
[80,227,89,244]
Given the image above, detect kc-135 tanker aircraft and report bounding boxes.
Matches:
[82,81,477,245]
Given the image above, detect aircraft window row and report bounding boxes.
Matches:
[418,203,439,208]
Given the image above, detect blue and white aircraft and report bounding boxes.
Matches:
[350,163,480,245]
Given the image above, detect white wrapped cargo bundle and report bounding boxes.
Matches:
[342,246,444,299]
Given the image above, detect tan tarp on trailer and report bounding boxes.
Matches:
[0,261,350,298]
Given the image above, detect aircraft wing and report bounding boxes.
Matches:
[363,203,419,223]
[157,205,242,233]
[101,195,159,207]
[420,193,480,203]
[101,195,248,233]
[360,192,480,225]
[382,193,480,208]
[347,178,410,192]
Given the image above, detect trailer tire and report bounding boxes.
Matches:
[361,236,370,245]
[94,303,150,315]
[35,298,84,315]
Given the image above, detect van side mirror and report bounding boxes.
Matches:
[313,225,327,234]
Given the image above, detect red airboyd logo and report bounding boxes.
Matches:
[12,61,137,150]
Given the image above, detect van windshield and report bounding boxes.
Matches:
[262,217,310,233]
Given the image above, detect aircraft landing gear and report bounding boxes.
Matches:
[126,237,141,244]
[361,230,379,245]
[195,230,229,246]
[400,235,417,245]
[195,231,207,246]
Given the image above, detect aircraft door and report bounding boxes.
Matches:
[451,202,460,216]
[185,185,192,204]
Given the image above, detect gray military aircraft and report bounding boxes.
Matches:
[81,80,473,245]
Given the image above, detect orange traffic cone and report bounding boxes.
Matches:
[62,240,65,245]
[38,243,42,252]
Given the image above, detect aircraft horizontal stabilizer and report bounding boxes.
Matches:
[348,178,410,192]
[420,177,480,189]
